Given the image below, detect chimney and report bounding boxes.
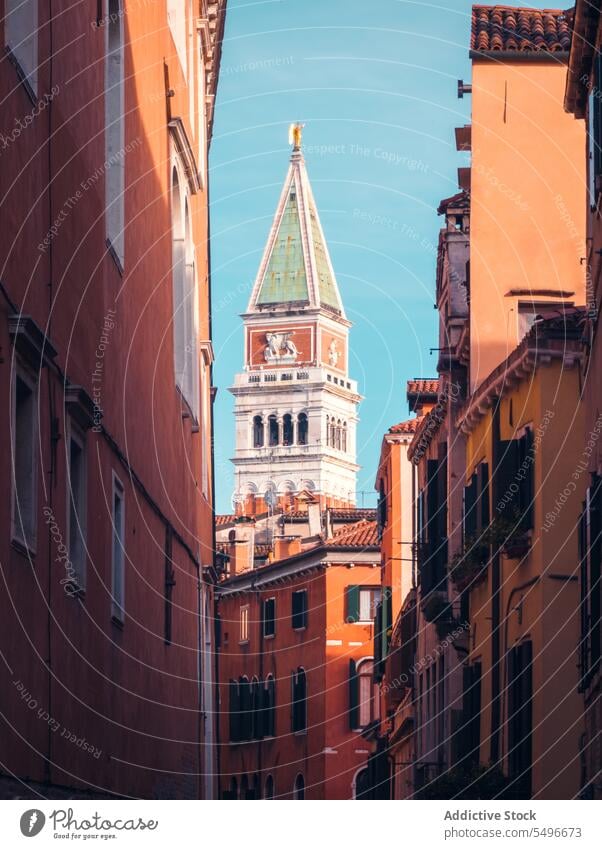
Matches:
[228,518,256,576]
[307,501,322,537]
[273,535,302,562]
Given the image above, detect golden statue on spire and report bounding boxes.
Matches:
[288,122,305,150]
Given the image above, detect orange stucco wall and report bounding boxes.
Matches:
[470,59,586,390]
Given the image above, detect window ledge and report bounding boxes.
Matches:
[263,633,275,640]
[4,46,37,106]
[293,626,307,633]
[106,238,124,276]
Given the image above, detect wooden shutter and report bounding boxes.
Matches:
[518,430,534,529]
[463,473,478,540]
[579,502,589,687]
[426,460,439,544]
[496,439,520,514]
[292,590,307,629]
[478,463,490,530]
[263,598,275,637]
[348,659,359,729]
[346,585,360,623]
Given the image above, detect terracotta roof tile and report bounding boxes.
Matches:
[471,5,572,54]
[326,519,379,549]
[389,416,423,435]
[216,514,236,527]
[406,378,440,396]
[329,507,377,521]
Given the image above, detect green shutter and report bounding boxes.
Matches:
[349,659,359,729]
[346,585,360,623]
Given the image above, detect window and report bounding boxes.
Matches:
[291,589,308,630]
[253,415,264,448]
[578,476,602,689]
[354,768,370,800]
[518,301,572,340]
[262,597,275,638]
[250,676,263,740]
[229,680,241,742]
[167,0,186,71]
[462,662,481,766]
[4,0,38,95]
[507,641,533,797]
[263,674,276,737]
[11,367,38,551]
[111,474,125,622]
[297,412,308,445]
[264,774,275,800]
[171,171,198,415]
[349,658,379,729]
[105,0,125,267]
[238,676,252,741]
[346,585,381,623]
[293,773,305,800]
[268,415,279,447]
[66,422,87,590]
[495,429,534,531]
[291,667,307,733]
[239,604,249,643]
[283,414,293,446]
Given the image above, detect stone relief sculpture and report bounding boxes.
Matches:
[264,331,300,362]
[328,339,339,367]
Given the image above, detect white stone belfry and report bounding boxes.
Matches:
[230,132,361,514]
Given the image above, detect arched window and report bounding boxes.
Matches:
[253,415,264,448]
[268,415,279,447]
[294,773,305,800]
[342,423,347,453]
[263,674,276,737]
[228,776,238,800]
[229,679,240,742]
[251,676,263,740]
[240,774,249,800]
[354,768,370,800]
[291,667,307,733]
[239,676,252,741]
[329,417,336,448]
[264,774,275,800]
[283,413,293,446]
[336,419,342,450]
[105,0,125,266]
[298,412,308,445]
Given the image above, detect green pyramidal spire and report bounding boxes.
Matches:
[248,136,345,316]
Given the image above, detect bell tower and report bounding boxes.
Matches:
[230,126,361,516]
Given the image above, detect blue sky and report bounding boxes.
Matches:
[209,0,554,514]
